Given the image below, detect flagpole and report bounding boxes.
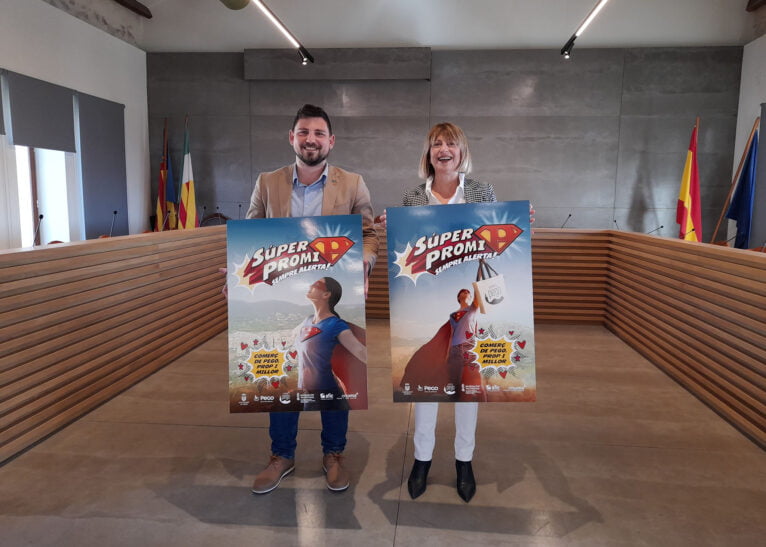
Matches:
[162,118,169,230]
[709,117,761,244]
[155,118,169,231]
[694,117,701,242]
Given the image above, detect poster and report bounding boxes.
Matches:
[227,215,368,412]
[387,201,536,403]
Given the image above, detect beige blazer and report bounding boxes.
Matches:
[246,164,379,267]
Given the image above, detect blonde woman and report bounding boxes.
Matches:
[382,122,498,502]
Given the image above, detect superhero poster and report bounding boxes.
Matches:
[387,201,536,403]
[226,215,368,413]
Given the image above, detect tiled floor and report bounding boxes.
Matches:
[1,321,764,546]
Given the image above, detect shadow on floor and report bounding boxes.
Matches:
[368,434,602,537]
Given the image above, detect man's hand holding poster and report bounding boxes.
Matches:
[387,201,536,403]
[227,215,368,412]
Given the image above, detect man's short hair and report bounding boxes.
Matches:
[292,104,333,135]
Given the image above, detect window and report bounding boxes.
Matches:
[13,145,80,247]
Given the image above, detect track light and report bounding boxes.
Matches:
[251,0,314,65]
[561,35,575,59]
[560,0,610,59]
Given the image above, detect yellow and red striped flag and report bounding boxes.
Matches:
[178,119,199,230]
[676,122,702,242]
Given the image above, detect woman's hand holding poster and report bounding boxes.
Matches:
[387,201,536,403]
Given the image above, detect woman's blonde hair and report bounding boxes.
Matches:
[418,122,473,180]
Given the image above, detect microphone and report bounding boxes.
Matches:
[560,213,572,229]
[646,225,664,235]
[33,214,43,245]
[216,206,223,224]
[683,227,696,238]
[613,219,621,231]
[238,203,242,219]
[109,211,117,237]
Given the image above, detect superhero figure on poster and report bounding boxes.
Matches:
[399,284,486,402]
[295,277,367,410]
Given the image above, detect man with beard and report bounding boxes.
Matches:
[246,104,378,494]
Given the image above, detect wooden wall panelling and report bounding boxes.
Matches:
[0,267,222,361]
[0,295,219,438]
[531,230,611,322]
[0,227,228,463]
[0,309,226,463]
[606,308,765,445]
[611,237,766,300]
[367,227,389,319]
[605,232,766,448]
[3,226,764,459]
[607,263,766,368]
[0,242,225,328]
[0,227,221,271]
[609,249,766,337]
[1,277,225,409]
[607,312,765,446]
[606,288,765,420]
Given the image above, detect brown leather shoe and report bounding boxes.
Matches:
[251,454,295,494]
[322,452,350,491]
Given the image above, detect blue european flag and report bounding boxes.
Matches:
[726,131,758,249]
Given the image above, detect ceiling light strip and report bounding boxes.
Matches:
[251,0,313,63]
[576,0,610,36]
[560,0,611,59]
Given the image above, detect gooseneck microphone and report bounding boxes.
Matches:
[560,213,572,229]
[33,214,44,245]
[646,225,664,235]
[109,211,118,237]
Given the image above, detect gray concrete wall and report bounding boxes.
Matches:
[147,46,742,237]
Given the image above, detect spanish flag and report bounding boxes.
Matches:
[178,119,199,230]
[676,122,702,242]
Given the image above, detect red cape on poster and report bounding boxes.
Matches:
[332,322,367,410]
[399,322,451,390]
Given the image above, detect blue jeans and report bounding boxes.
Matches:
[269,410,348,459]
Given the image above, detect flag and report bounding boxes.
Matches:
[165,150,178,229]
[726,131,759,249]
[154,120,169,231]
[676,124,702,242]
[178,121,199,230]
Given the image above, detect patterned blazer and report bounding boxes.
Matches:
[401,178,497,206]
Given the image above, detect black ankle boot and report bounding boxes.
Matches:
[455,460,476,502]
[407,459,431,499]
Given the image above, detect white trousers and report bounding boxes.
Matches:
[413,402,478,462]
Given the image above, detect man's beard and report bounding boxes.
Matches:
[297,146,329,167]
